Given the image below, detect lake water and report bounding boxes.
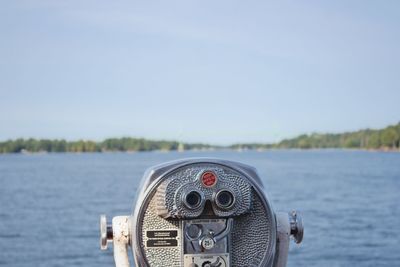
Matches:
[0,150,399,267]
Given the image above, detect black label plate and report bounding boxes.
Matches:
[146,230,178,239]
[146,239,178,247]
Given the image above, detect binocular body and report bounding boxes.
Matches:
[100,158,303,267]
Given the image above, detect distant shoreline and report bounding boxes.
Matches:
[1,147,398,155]
[1,122,399,154]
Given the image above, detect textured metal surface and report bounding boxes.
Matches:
[132,159,277,267]
[230,193,273,267]
[155,164,253,218]
[140,194,182,267]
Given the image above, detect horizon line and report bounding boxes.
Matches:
[1,121,399,146]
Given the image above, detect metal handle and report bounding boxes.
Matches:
[100,214,113,250]
[289,210,304,244]
[100,215,131,267]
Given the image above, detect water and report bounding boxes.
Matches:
[0,150,399,267]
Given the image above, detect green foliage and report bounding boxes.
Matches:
[281,123,400,150]
[0,138,211,153]
[380,126,399,148]
[1,122,399,153]
[230,122,400,150]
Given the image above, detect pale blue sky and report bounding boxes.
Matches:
[1,0,399,145]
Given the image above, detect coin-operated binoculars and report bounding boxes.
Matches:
[100,158,303,267]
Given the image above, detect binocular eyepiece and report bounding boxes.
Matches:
[182,188,236,212]
[100,158,303,267]
[215,190,235,209]
[183,190,203,209]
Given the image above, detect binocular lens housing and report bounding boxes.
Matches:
[184,190,203,209]
[215,190,235,209]
[101,158,304,267]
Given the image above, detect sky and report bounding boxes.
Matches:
[1,0,399,145]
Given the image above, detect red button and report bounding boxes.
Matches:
[201,171,217,187]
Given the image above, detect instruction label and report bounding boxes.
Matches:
[146,230,178,248]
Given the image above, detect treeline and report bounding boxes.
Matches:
[0,138,214,153]
[1,122,399,153]
[231,122,400,150]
